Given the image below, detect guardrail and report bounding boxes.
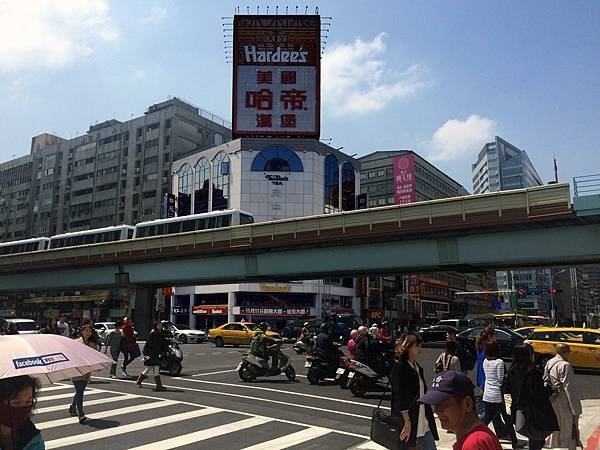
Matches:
[0,183,573,272]
[573,175,600,197]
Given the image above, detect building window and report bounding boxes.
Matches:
[341,161,355,211]
[194,159,210,214]
[368,171,376,178]
[212,152,230,211]
[177,164,193,216]
[324,154,339,213]
[251,145,303,172]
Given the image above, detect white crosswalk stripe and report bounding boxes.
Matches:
[36,386,369,449]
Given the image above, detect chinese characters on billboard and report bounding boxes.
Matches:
[233,15,320,138]
[393,154,416,204]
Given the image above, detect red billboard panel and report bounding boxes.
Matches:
[233,15,320,138]
[393,154,416,204]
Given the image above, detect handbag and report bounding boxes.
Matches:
[370,379,411,450]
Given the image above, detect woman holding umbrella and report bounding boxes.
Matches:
[69,324,96,423]
[0,375,44,450]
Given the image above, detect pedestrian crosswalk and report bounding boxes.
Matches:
[36,383,371,449]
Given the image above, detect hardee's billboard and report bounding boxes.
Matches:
[233,15,320,138]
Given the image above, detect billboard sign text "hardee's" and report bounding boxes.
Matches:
[233,15,320,138]
[13,353,69,369]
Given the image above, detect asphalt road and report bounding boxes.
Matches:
[33,344,599,449]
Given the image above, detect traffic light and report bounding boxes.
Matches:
[550,288,557,294]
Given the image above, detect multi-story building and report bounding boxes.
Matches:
[169,138,360,329]
[472,136,542,194]
[471,136,554,316]
[0,98,232,323]
[358,150,494,327]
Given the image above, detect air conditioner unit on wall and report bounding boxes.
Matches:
[121,170,127,175]
[134,168,140,173]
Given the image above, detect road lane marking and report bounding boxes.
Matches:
[35,394,137,414]
[93,378,371,440]
[192,369,237,377]
[194,353,206,356]
[128,416,272,450]
[44,407,221,449]
[37,389,106,402]
[37,399,175,429]
[240,427,331,449]
[173,375,390,410]
[39,384,71,392]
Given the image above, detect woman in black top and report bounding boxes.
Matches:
[136,322,168,391]
[505,344,558,450]
[391,333,438,450]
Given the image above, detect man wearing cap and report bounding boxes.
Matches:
[419,370,502,450]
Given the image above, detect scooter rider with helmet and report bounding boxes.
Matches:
[300,322,311,341]
[353,326,372,365]
[250,322,280,373]
[315,325,338,368]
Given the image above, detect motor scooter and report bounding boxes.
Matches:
[159,338,183,376]
[293,334,316,354]
[345,348,395,397]
[237,342,296,382]
[305,351,351,386]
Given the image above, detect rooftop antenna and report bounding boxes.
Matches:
[276,5,278,14]
[553,151,558,183]
[285,6,288,14]
[257,5,259,14]
[266,5,268,14]
[305,5,308,14]
[246,6,249,14]
[295,6,298,14]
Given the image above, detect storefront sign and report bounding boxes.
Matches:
[192,305,228,315]
[23,293,108,304]
[259,283,292,292]
[265,174,289,185]
[364,309,385,320]
[238,307,310,316]
[172,307,189,315]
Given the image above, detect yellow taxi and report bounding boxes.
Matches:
[524,327,600,370]
[208,322,280,347]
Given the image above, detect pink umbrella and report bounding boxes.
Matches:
[0,334,115,384]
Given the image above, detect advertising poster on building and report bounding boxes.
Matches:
[393,154,416,204]
[233,15,320,138]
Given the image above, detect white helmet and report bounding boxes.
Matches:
[358,325,368,335]
[303,322,309,327]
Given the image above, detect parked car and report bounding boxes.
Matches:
[94,322,117,344]
[524,327,600,370]
[165,323,207,344]
[457,326,524,359]
[514,326,538,338]
[208,322,279,347]
[436,319,471,331]
[420,325,459,343]
[5,318,38,334]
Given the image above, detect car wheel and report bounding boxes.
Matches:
[179,335,187,344]
[215,337,224,347]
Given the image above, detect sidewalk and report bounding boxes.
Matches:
[353,399,600,450]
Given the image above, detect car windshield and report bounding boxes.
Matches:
[244,323,258,330]
[175,325,190,330]
[104,323,116,329]
[15,322,36,331]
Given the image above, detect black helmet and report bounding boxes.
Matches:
[258,322,269,332]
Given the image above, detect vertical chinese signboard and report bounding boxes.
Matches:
[233,15,320,138]
[393,154,416,204]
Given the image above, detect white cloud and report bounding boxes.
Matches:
[428,115,497,161]
[140,5,167,24]
[0,0,118,72]
[131,69,146,81]
[322,33,427,116]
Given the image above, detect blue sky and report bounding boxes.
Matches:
[1,0,599,191]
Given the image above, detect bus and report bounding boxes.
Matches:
[133,209,254,238]
[492,313,552,329]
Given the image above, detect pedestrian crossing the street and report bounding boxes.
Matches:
[36,383,371,449]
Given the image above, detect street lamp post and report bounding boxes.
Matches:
[549,269,567,323]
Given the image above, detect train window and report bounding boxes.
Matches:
[72,236,82,246]
[156,224,165,235]
[111,231,120,241]
[207,217,216,228]
[196,218,206,230]
[240,214,254,225]
[181,219,195,232]
[43,241,49,250]
[147,226,157,237]
[220,214,231,227]
[167,222,181,234]
[83,234,94,245]
[128,229,134,239]
[137,227,147,238]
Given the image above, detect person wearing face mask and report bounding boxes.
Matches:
[0,375,44,450]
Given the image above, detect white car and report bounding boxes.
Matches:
[168,324,207,344]
[5,318,38,334]
[94,322,117,344]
